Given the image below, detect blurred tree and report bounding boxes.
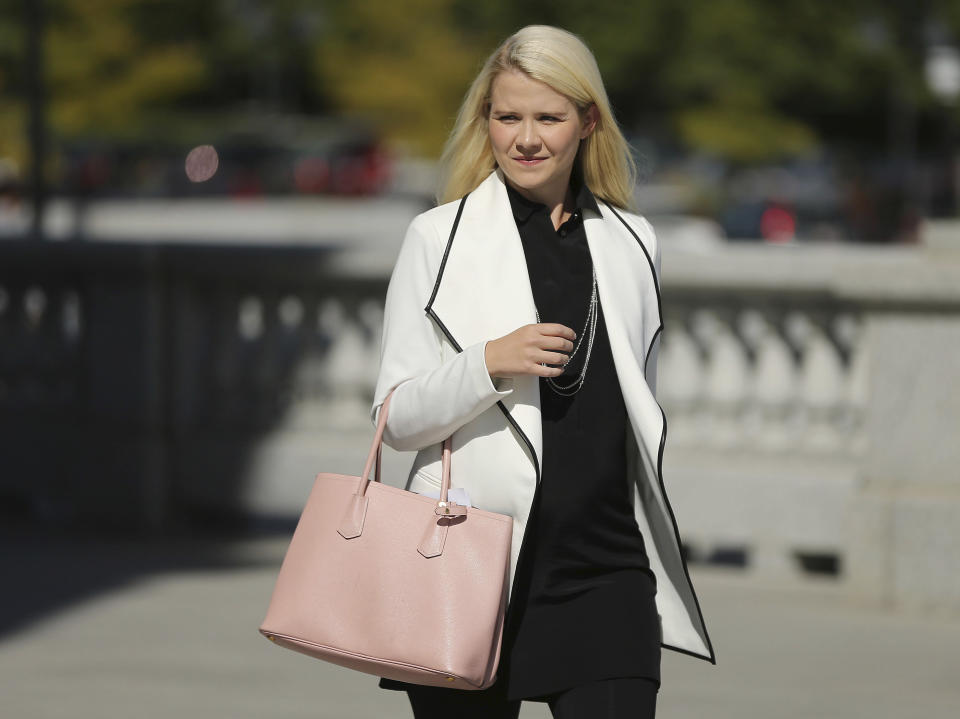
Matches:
[454,0,923,162]
[44,0,207,140]
[0,0,331,180]
[2,0,959,170]
[313,0,488,155]
[0,0,208,175]
[0,0,28,172]
[185,0,327,115]
[313,0,960,163]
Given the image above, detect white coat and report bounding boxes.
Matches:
[371,168,716,664]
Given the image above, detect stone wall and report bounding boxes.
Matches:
[3,236,959,612]
[658,241,960,612]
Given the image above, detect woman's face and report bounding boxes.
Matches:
[487,69,598,206]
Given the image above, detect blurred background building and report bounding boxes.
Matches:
[2,2,960,717]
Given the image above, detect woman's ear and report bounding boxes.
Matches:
[580,104,599,139]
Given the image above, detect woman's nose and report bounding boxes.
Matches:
[515,121,542,155]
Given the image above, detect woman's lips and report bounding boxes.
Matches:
[514,157,547,166]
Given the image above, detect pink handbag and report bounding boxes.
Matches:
[259,389,513,689]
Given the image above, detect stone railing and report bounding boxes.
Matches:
[0,241,388,527]
[659,292,867,456]
[3,236,959,613]
[656,242,960,613]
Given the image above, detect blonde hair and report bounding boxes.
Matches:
[437,25,636,209]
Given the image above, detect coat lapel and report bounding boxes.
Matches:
[427,170,538,349]
[586,201,666,474]
[425,170,544,480]
[585,202,661,381]
[425,169,662,484]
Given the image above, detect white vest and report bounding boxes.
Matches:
[372,169,715,664]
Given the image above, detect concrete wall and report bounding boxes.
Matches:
[3,234,960,614]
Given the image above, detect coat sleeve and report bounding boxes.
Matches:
[370,213,514,451]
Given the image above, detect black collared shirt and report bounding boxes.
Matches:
[504,176,600,384]
[501,176,661,701]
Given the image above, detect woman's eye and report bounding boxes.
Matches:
[496,114,518,122]
[539,115,563,123]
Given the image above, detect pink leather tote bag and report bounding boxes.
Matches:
[259,389,513,689]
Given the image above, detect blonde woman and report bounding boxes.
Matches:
[371,25,715,719]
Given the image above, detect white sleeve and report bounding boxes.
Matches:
[370,214,513,451]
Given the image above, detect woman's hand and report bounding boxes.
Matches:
[485,323,577,378]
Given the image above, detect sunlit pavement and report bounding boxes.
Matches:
[1,532,959,719]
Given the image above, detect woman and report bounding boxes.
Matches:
[370,25,715,718]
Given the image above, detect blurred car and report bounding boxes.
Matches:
[58,117,392,199]
[717,160,845,242]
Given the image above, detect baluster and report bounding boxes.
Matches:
[318,297,369,422]
[693,307,750,448]
[61,290,83,346]
[743,308,798,451]
[0,285,7,403]
[834,312,868,454]
[357,299,384,398]
[660,307,703,446]
[275,293,306,414]
[20,285,48,406]
[219,292,264,421]
[786,310,847,451]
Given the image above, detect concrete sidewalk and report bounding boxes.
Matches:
[1,533,958,719]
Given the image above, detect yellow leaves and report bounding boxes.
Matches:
[51,47,205,136]
[675,104,817,163]
[44,0,205,137]
[0,103,26,169]
[315,0,486,156]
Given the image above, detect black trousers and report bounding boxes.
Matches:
[404,676,659,719]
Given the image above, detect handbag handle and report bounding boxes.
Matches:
[339,388,463,547]
[356,388,454,504]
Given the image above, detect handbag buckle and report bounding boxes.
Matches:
[435,500,466,517]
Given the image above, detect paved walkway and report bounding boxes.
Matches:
[1,530,958,719]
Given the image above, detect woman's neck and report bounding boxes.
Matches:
[505,177,576,231]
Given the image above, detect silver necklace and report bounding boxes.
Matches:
[534,266,598,396]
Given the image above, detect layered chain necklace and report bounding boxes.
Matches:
[534,264,599,396]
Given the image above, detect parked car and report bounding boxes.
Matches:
[58,116,392,199]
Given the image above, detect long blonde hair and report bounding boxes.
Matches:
[436,25,636,209]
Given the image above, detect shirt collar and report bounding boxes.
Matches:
[505,168,601,225]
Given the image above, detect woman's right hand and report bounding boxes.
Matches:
[485,323,577,378]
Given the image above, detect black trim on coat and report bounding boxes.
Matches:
[644,325,663,379]
[426,194,467,310]
[603,199,718,666]
[423,193,543,487]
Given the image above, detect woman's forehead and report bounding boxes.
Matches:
[489,69,575,111]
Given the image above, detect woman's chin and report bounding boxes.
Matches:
[502,169,550,194]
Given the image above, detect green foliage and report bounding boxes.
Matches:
[45,0,207,138]
[313,0,488,155]
[0,0,28,169]
[2,0,960,170]
[0,0,210,171]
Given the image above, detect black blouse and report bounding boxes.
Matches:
[499,176,661,702]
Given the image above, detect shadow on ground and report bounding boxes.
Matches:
[0,513,295,641]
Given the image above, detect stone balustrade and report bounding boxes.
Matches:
[656,242,960,613]
[2,236,959,613]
